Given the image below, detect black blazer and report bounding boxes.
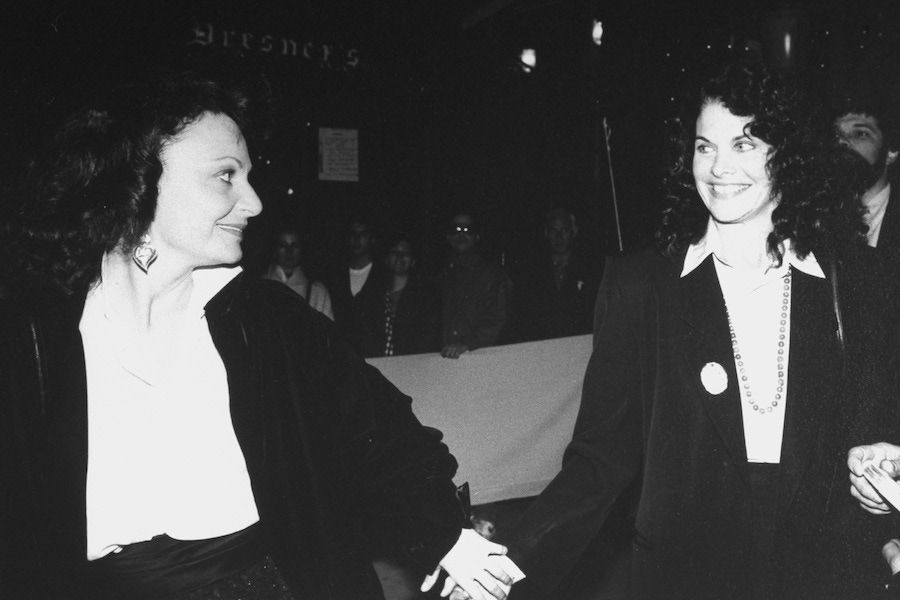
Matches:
[0,274,466,599]
[505,246,900,600]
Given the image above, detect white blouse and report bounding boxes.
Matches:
[682,223,825,463]
[81,262,259,560]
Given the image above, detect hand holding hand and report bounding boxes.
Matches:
[420,529,514,600]
[847,443,900,514]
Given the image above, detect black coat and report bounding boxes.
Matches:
[505,246,900,600]
[366,278,442,357]
[327,262,388,356]
[0,273,466,599]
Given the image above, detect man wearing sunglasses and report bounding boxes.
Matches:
[439,212,511,359]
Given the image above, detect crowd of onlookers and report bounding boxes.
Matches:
[257,207,605,360]
[252,70,900,372]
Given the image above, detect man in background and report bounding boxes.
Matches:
[833,87,900,250]
[328,216,385,356]
[510,207,602,343]
[439,212,510,359]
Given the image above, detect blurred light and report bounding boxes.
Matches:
[592,20,603,46]
[287,188,294,195]
[784,33,792,60]
[520,48,536,72]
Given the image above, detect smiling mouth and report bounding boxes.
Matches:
[710,184,750,198]
[217,224,244,237]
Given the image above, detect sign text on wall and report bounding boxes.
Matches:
[190,23,360,70]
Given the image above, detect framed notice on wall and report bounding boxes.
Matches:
[318,128,358,182]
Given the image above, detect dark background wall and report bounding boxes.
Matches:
[3,0,900,276]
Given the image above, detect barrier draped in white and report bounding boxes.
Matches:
[367,334,591,505]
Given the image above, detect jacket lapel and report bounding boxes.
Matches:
[204,274,268,473]
[775,268,841,517]
[676,256,750,478]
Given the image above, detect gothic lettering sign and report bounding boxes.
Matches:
[190,22,360,70]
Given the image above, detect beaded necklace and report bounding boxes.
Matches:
[725,267,791,416]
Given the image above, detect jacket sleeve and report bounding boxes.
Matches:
[333,338,468,570]
[502,256,646,597]
[0,309,56,599]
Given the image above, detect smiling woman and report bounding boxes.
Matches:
[658,60,866,264]
[503,60,900,600]
[150,112,262,273]
[1,71,517,600]
[692,101,774,230]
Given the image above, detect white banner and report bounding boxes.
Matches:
[367,335,591,505]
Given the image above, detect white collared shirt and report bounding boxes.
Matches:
[349,262,373,297]
[81,261,260,560]
[682,221,825,463]
[863,183,891,248]
[264,264,335,320]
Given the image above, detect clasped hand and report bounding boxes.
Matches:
[421,529,516,600]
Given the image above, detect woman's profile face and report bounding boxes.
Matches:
[148,112,262,271]
[692,100,774,229]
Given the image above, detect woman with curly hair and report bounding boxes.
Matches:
[0,72,516,600]
[503,61,900,599]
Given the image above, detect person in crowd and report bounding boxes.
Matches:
[499,60,900,600]
[0,71,517,600]
[848,442,900,597]
[327,216,386,356]
[833,85,900,250]
[510,207,602,342]
[439,212,511,359]
[262,226,334,319]
[367,231,441,356]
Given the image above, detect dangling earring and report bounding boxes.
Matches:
[132,234,158,274]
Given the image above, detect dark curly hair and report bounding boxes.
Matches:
[830,83,900,155]
[657,60,866,262]
[8,71,258,295]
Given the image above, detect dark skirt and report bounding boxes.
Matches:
[166,555,296,600]
[84,524,297,600]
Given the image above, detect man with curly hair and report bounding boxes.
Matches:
[833,86,900,250]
